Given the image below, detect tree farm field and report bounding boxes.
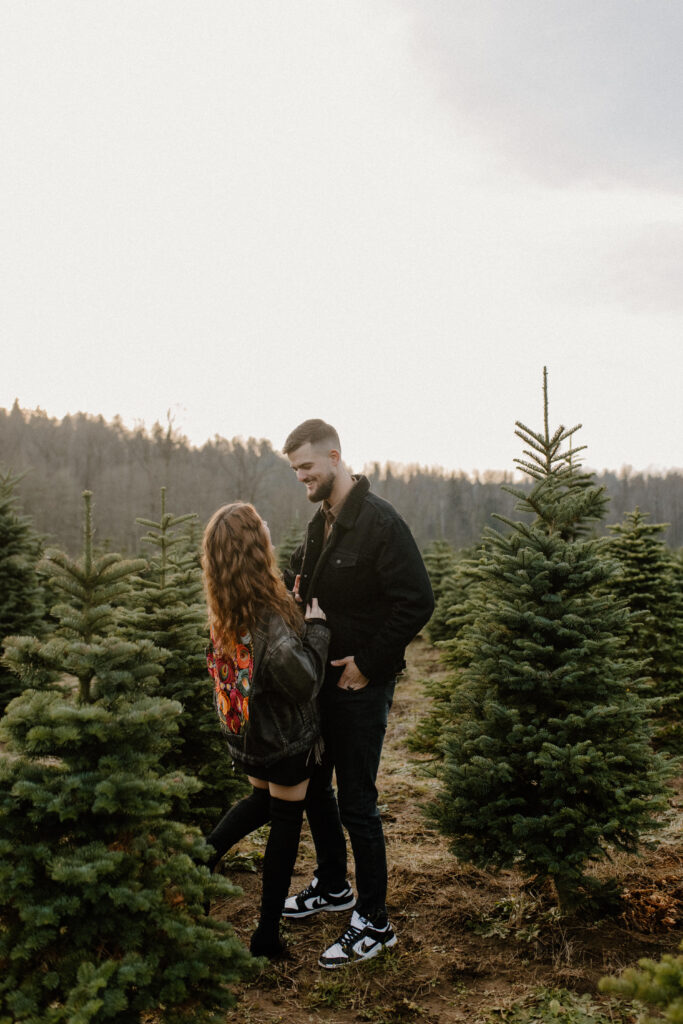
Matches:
[209,636,683,1024]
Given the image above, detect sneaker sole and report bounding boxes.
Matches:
[318,933,397,969]
[282,896,356,919]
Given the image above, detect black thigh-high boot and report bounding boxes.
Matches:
[206,787,271,872]
[250,796,306,959]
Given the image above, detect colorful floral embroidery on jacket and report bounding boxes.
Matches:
[207,632,253,736]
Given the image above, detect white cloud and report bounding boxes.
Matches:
[396,0,683,188]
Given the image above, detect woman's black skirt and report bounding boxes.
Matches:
[239,748,313,786]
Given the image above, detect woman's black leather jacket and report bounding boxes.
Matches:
[212,611,330,772]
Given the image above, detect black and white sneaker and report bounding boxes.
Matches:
[282,877,356,919]
[318,910,397,968]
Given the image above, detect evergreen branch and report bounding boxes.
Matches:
[514,424,546,452]
[99,559,148,583]
[556,424,583,446]
[513,459,546,479]
[136,513,198,530]
[562,443,588,463]
[500,485,531,504]
[491,512,526,532]
[518,449,547,469]
[547,424,568,450]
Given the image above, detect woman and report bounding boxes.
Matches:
[202,501,330,959]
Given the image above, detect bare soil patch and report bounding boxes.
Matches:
[211,636,683,1023]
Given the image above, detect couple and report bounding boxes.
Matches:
[202,419,434,969]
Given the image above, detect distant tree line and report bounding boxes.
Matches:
[1,401,682,553]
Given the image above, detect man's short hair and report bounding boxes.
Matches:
[283,419,341,456]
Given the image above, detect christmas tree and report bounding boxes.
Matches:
[130,489,248,832]
[0,492,252,1023]
[606,507,683,749]
[408,550,483,757]
[600,942,683,1020]
[425,544,482,645]
[423,540,459,608]
[0,469,44,712]
[276,518,304,573]
[430,370,671,911]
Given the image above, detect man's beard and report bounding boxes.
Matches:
[307,472,335,503]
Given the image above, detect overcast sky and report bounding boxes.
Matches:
[1,0,681,477]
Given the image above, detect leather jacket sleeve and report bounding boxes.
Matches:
[283,542,305,592]
[262,619,330,703]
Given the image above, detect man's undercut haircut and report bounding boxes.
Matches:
[283,419,341,456]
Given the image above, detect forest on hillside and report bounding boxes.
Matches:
[1,401,682,553]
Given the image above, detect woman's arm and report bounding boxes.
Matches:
[265,616,330,703]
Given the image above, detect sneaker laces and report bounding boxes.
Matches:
[337,917,366,949]
[294,880,320,903]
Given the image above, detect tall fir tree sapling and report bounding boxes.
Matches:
[600,941,683,1020]
[408,549,484,757]
[422,539,460,610]
[276,518,304,573]
[0,468,44,712]
[430,370,671,911]
[0,491,252,1024]
[606,507,683,749]
[425,543,482,646]
[129,489,247,833]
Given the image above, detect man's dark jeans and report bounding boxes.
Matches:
[304,677,396,927]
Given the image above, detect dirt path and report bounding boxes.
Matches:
[214,636,683,1024]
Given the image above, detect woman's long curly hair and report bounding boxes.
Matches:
[202,502,302,652]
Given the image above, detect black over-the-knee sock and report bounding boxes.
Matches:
[206,786,271,872]
[250,796,306,958]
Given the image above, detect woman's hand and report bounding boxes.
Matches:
[304,597,326,621]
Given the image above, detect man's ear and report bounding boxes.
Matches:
[329,449,341,467]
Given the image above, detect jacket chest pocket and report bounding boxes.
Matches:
[323,547,376,600]
[329,549,358,572]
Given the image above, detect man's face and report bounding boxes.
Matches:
[287,442,337,503]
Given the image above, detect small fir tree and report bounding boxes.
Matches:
[408,552,483,757]
[423,539,459,608]
[600,942,683,1021]
[426,544,482,645]
[675,547,683,577]
[0,469,44,712]
[0,492,252,1024]
[606,507,683,749]
[276,518,304,573]
[43,491,147,649]
[129,490,247,832]
[2,492,148,706]
[430,370,671,911]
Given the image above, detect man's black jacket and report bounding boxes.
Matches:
[285,476,434,686]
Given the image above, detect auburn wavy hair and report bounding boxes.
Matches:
[202,502,302,652]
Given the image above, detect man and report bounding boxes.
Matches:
[281,419,434,968]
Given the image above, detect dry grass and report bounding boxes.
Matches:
[210,636,683,1023]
